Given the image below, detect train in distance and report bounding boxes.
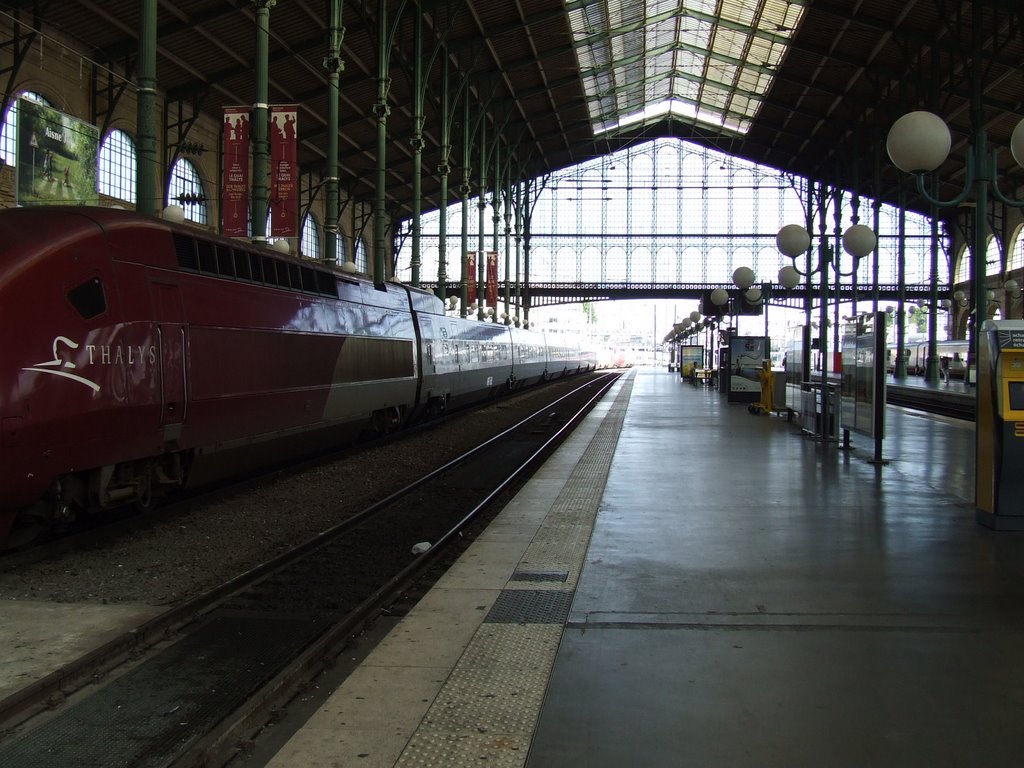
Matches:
[0,205,596,548]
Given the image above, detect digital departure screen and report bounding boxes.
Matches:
[1008,380,1024,412]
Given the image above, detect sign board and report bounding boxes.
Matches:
[16,96,99,206]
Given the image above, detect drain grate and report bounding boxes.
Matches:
[484,589,573,624]
[510,569,570,583]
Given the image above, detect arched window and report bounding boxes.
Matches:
[300,213,320,259]
[98,129,137,204]
[334,233,348,265]
[1,91,51,166]
[986,235,1002,277]
[1008,226,1023,272]
[355,237,369,273]
[954,245,971,285]
[167,158,207,224]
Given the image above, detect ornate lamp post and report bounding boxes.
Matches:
[776,221,877,387]
[885,111,1024,385]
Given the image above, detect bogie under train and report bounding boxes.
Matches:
[0,206,595,547]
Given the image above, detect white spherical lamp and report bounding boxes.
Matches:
[744,287,762,303]
[776,224,811,258]
[842,224,877,259]
[710,288,729,306]
[886,111,951,173]
[1011,118,1024,169]
[689,310,701,323]
[778,265,801,289]
[732,266,756,290]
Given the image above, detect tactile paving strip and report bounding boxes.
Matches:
[394,374,635,768]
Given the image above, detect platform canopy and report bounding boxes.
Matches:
[4,1,1022,217]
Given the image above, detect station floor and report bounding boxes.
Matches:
[264,367,1024,767]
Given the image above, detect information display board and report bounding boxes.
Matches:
[840,311,887,439]
[727,335,767,403]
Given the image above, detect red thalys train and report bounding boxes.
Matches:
[0,206,596,547]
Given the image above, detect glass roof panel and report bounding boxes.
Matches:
[568,0,807,136]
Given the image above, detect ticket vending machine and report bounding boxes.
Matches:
[976,320,1024,530]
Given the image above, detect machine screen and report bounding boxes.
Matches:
[1009,381,1024,412]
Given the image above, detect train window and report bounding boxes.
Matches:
[261,256,279,287]
[216,244,235,278]
[300,266,317,293]
[248,252,264,283]
[317,270,337,298]
[67,278,106,319]
[173,234,198,270]
[196,239,217,274]
[233,250,251,281]
[288,264,302,290]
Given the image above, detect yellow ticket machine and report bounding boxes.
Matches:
[976,320,1024,529]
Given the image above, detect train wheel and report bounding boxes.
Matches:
[133,468,155,513]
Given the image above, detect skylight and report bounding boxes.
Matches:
[567,0,807,136]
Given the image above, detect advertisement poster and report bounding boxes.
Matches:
[17,96,99,206]
[728,335,767,394]
[486,250,498,308]
[269,104,298,237]
[467,251,477,305]
[221,106,250,236]
[678,345,704,377]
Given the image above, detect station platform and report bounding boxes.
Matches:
[262,367,1024,768]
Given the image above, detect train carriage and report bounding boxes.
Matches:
[0,206,592,547]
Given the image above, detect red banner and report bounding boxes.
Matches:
[467,251,477,305]
[486,251,498,308]
[269,105,298,237]
[221,107,250,237]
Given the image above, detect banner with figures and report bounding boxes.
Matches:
[466,251,477,305]
[486,251,498,308]
[221,106,250,236]
[269,104,298,237]
[16,96,99,206]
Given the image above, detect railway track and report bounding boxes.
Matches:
[0,372,621,768]
[886,383,975,420]
[0,374,599,567]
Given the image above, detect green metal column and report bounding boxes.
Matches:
[491,140,500,260]
[503,163,512,323]
[477,113,487,320]
[373,0,391,286]
[436,55,450,301]
[514,177,522,326]
[251,0,275,244]
[410,12,424,286]
[816,186,829,400]
[925,184,941,382]
[324,0,344,264]
[136,0,159,215]
[460,93,471,318]
[872,146,882,315]
[523,179,532,327]
[895,188,908,379]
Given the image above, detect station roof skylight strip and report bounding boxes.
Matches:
[567,0,807,136]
